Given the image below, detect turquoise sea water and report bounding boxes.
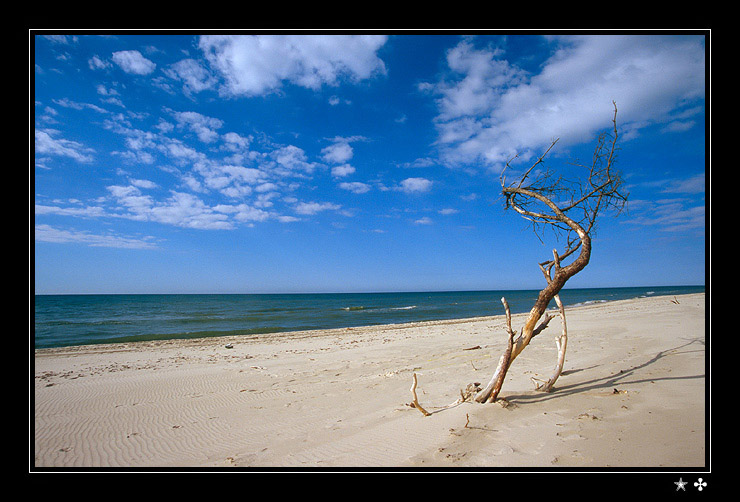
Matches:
[33,286,704,349]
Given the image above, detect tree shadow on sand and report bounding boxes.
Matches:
[502,336,705,405]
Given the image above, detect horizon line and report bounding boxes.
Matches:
[33,284,706,296]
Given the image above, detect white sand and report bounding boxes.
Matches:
[33,293,706,469]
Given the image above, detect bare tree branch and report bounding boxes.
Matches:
[412,102,628,412]
[483,101,628,401]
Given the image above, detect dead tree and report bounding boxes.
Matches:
[477,101,628,403]
[412,102,628,413]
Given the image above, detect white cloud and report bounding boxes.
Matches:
[322,142,353,164]
[199,35,388,97]
[214,203,271,223]
[294,201,342,215]
[194,163,265,197]
[436,40,525,121]
[400,157,436,169]
[338,181,371,194]
[35,129,94,163]
[96,84,119,96]
[164,58,217,94]
[270,145,318,175]
[106,185,233,230]
[129,178,158,189]
[168,109,224,143]
[158,137,206,163]
[111,50,156,75]
[88,55,111,70]
[35,204,106,218]
[398,177,433,193]
[328,95,351,106]
[221,132,251,151]
[42,35,77,45]
[150,192,232,229]
[331,164,356,177]
[662,173,705,194]
[625,199,704,233]
[432,35,705,170]
[98,112,335,224]
[414,216,433,225]
[35,224,157,249]
[53,98,108,114]
[255,182,279,193]
[155,120,175,134]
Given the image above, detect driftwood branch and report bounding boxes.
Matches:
[535,293,568,392]
[474,298,515,403]
[410,372,430,416]
[409,373,481,416]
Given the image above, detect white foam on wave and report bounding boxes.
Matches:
[571,299,608,308]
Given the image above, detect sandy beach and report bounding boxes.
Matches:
[33,293,706,469]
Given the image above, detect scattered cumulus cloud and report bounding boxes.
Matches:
[52,98,107,114]
[35,34,705,247]
[36,204,106,218]
[35,129,94,163]
[35,224,157,249]
[271,145,319,175]
[328,95,351,106]
[430,35,705,170]
[88,55,111,70]
[331,164,356,177]
[168,109,224,143]
[398,177,433,193]
[129,178,158,189]
[322,141,354,164]
[294,201,342,215]
[661,173,705,194]
[400,157,437,169]
[625,199,704,233]
[163,58,218,94]
[107,186,234,230]
[198,35,388,97]
[41,35,78,45]
[111,50,156,75]
[338,182,371,194]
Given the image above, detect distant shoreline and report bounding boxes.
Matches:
[33,284,706,297]
[34,291,705,354]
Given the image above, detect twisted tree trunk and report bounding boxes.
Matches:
[411,103,626,412]
[474,214,590,403]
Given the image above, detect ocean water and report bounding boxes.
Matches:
[33,286,704,349]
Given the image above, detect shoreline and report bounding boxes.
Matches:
[33,286,704,351]
[33,293,707,469]
[34,291,700,354]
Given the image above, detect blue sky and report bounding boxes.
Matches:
[33,33,706,294]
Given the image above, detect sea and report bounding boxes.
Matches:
[33,286,705,349]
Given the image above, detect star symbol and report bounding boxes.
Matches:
[675,478,688,491]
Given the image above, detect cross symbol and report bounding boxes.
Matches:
[694,478,707,491]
